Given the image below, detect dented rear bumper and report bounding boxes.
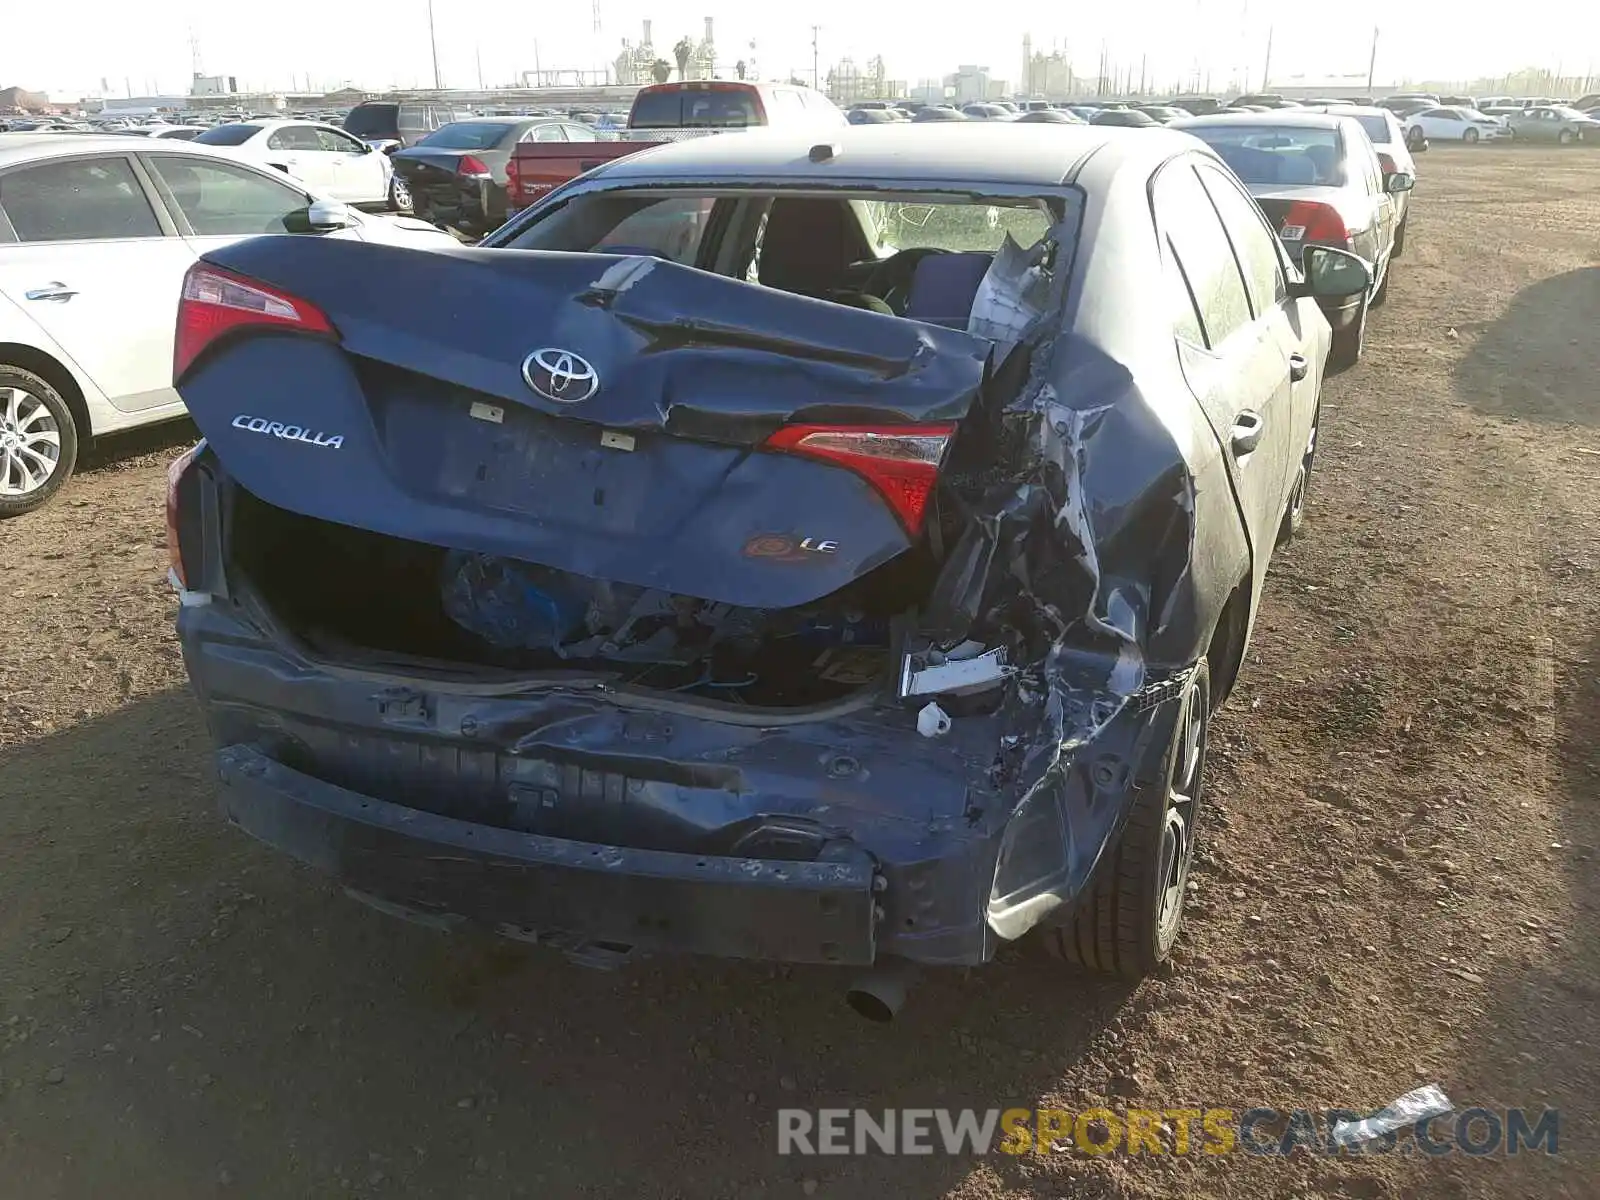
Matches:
[180,600,1175,968]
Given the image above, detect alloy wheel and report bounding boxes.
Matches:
[390,175,413,212]
[1155,677,1207,943]
[0,387,61,497]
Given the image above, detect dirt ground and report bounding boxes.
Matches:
[1,148,1596,1200]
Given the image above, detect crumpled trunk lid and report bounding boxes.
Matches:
[176,238,991,609]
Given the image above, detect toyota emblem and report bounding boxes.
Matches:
[521,348,599,404]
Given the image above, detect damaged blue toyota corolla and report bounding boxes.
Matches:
[167,124,1371,1017]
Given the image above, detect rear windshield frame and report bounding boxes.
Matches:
[417,121,521,150]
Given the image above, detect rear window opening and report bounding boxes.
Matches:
[229,488,943,709]
[502,188,1069,333]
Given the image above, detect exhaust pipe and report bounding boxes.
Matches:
[844,960,917,1023]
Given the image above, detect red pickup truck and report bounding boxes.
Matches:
[504,140,659,218]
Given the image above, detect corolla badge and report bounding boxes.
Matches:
[522,347,599,404]
[231,414,343,449]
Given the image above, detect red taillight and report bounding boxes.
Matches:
[763,423,955,535]
[1277,200,1352,248]
[459,154,491,177]
[175,264,334,380]
[165,440,205,588]
[1375,151,1397,174]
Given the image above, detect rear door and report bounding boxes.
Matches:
[1195,158,1318,523]
[0,152,196,415]
[266,124,333,190]
[1344,128,1393,275]
[315,126,385,204]
[1154,156,1300,604]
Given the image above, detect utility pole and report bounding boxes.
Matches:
[1261,25,1274,92]
[427,0,442,90]
[1366,26,1379,93]
[476,45,484,89]
[811,26,820,91]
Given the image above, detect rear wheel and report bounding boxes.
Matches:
[1278,409,1319,545]
[1462,127,1479,144]
[1041,659,1211,978]
[0,367,79,518]
[1370,256,1392,307]
[1328,298,1368,372]
[1406,125,1426,150]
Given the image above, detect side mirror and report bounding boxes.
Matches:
[1298,245,1373,299]
[1386,170,1415,193]
[306,198,357,231]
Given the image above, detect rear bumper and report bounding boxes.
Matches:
[405,177,504,235]
[216,744,880,964]
[179,595,1173,968]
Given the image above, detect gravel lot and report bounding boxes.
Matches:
[1,148,1596,1199]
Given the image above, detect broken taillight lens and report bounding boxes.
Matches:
[763,423,955,535]
[165,440,205,589]
[174,264,335,380]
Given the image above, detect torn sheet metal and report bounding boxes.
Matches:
[899,646,1013,698]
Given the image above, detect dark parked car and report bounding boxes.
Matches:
[167,124,1369,1013]
[391,117,602,237]
[960,104,1011,120]
[1091,109,1160,128]
[342,100,474,152]
[1173,111,1412,368]
[911,105,967,122]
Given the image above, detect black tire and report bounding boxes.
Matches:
[1328,298,1368,372]
[1041,659,1211,978]
[0,365,80,518]
[1392,214,1408,259]
[1277,408,1319,545]
[1370,257,1392,307]
[1462,127,1479,145]
[1406,125,1426,150]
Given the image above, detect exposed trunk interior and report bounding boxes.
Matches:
[228,487,939,709]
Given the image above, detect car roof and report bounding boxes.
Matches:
[589,123,1199,188]
[1172,111,1347,131]
[0,132,297,168]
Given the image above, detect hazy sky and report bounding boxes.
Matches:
[5,1,1597,97]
